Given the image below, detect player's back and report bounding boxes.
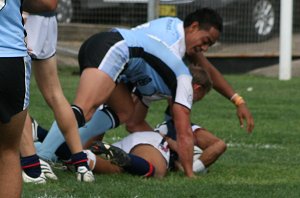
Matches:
[131,17,186,58]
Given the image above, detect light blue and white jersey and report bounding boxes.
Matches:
[115,28,193,109]
[131,17,186,58]
[0,0,27,57]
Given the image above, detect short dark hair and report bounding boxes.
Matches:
[189,65,213,94]
[183,7,223,33]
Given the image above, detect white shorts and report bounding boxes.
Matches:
[24,14,57,60]
[112,131,170,165]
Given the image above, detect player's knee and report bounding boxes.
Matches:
[216,139,227,155]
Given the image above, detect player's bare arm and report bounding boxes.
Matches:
[189,52,254,133]
[22,0,57,13]
[172,103,194,177]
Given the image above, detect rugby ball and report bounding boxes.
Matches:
[175,146,203,172]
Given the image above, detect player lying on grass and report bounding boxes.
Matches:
[33,116,225,177]
[34,125,170,178]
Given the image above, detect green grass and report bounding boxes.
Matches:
[23,66,300,198]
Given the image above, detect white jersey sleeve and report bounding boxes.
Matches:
[174,74,193,110]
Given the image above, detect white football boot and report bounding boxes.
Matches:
[22,171,46,184]
[40,159,58,180]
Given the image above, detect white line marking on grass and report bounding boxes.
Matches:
[227,142,284,149]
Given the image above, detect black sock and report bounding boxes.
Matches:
[71,151,89,170]
[55,142,71,160]
[21,154,41,178]
[123,154,155,177]
[37,125,48,142]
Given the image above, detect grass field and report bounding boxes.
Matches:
[23,66,300,198]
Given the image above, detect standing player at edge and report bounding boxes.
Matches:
[19,10,94,182]
[0,1,58,197]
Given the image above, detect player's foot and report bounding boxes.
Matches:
[22,171,46,184]
[76,166,95,182]
[89,141,131,167]
[40,159,58,180]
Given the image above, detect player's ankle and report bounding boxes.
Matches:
[71,151,90,170]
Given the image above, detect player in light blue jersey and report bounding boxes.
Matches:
[0,0,57,197]
[38,8,222,178]
[131,8,254,134]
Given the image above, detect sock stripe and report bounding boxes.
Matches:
[22,162,40,169]
[144,162,155,177]
[72,159,88,165]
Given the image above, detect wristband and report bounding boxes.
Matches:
[230,93,245,106]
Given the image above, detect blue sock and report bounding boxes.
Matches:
[21,154,41,178]
[55,107,120,160]
[123,154,155,177]
[38,107,119,161]
[37,121,65,161]
[79,107,119,145]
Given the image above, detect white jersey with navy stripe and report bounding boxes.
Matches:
[0,0,27,57]
[114,28,193,109]
[131,17,186,58]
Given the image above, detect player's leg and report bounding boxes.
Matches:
[26,14,93,182]
[0,56,30,197]
[193,128,227,167]
[92,156,122,174]
[0,109,27,198]
[33,56,83,154]
[130,144,168,178]
[73,68,116,121]
[34,57,94,179]
[37,81,133,166]
[20,113,47,183]
[75,82,134,146]
[90,141,158,177]
[125,95,152,132]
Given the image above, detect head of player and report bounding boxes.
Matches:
[189,65,213,103]
[184,8,223,56]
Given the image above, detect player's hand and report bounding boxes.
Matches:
[236,103,254,133]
